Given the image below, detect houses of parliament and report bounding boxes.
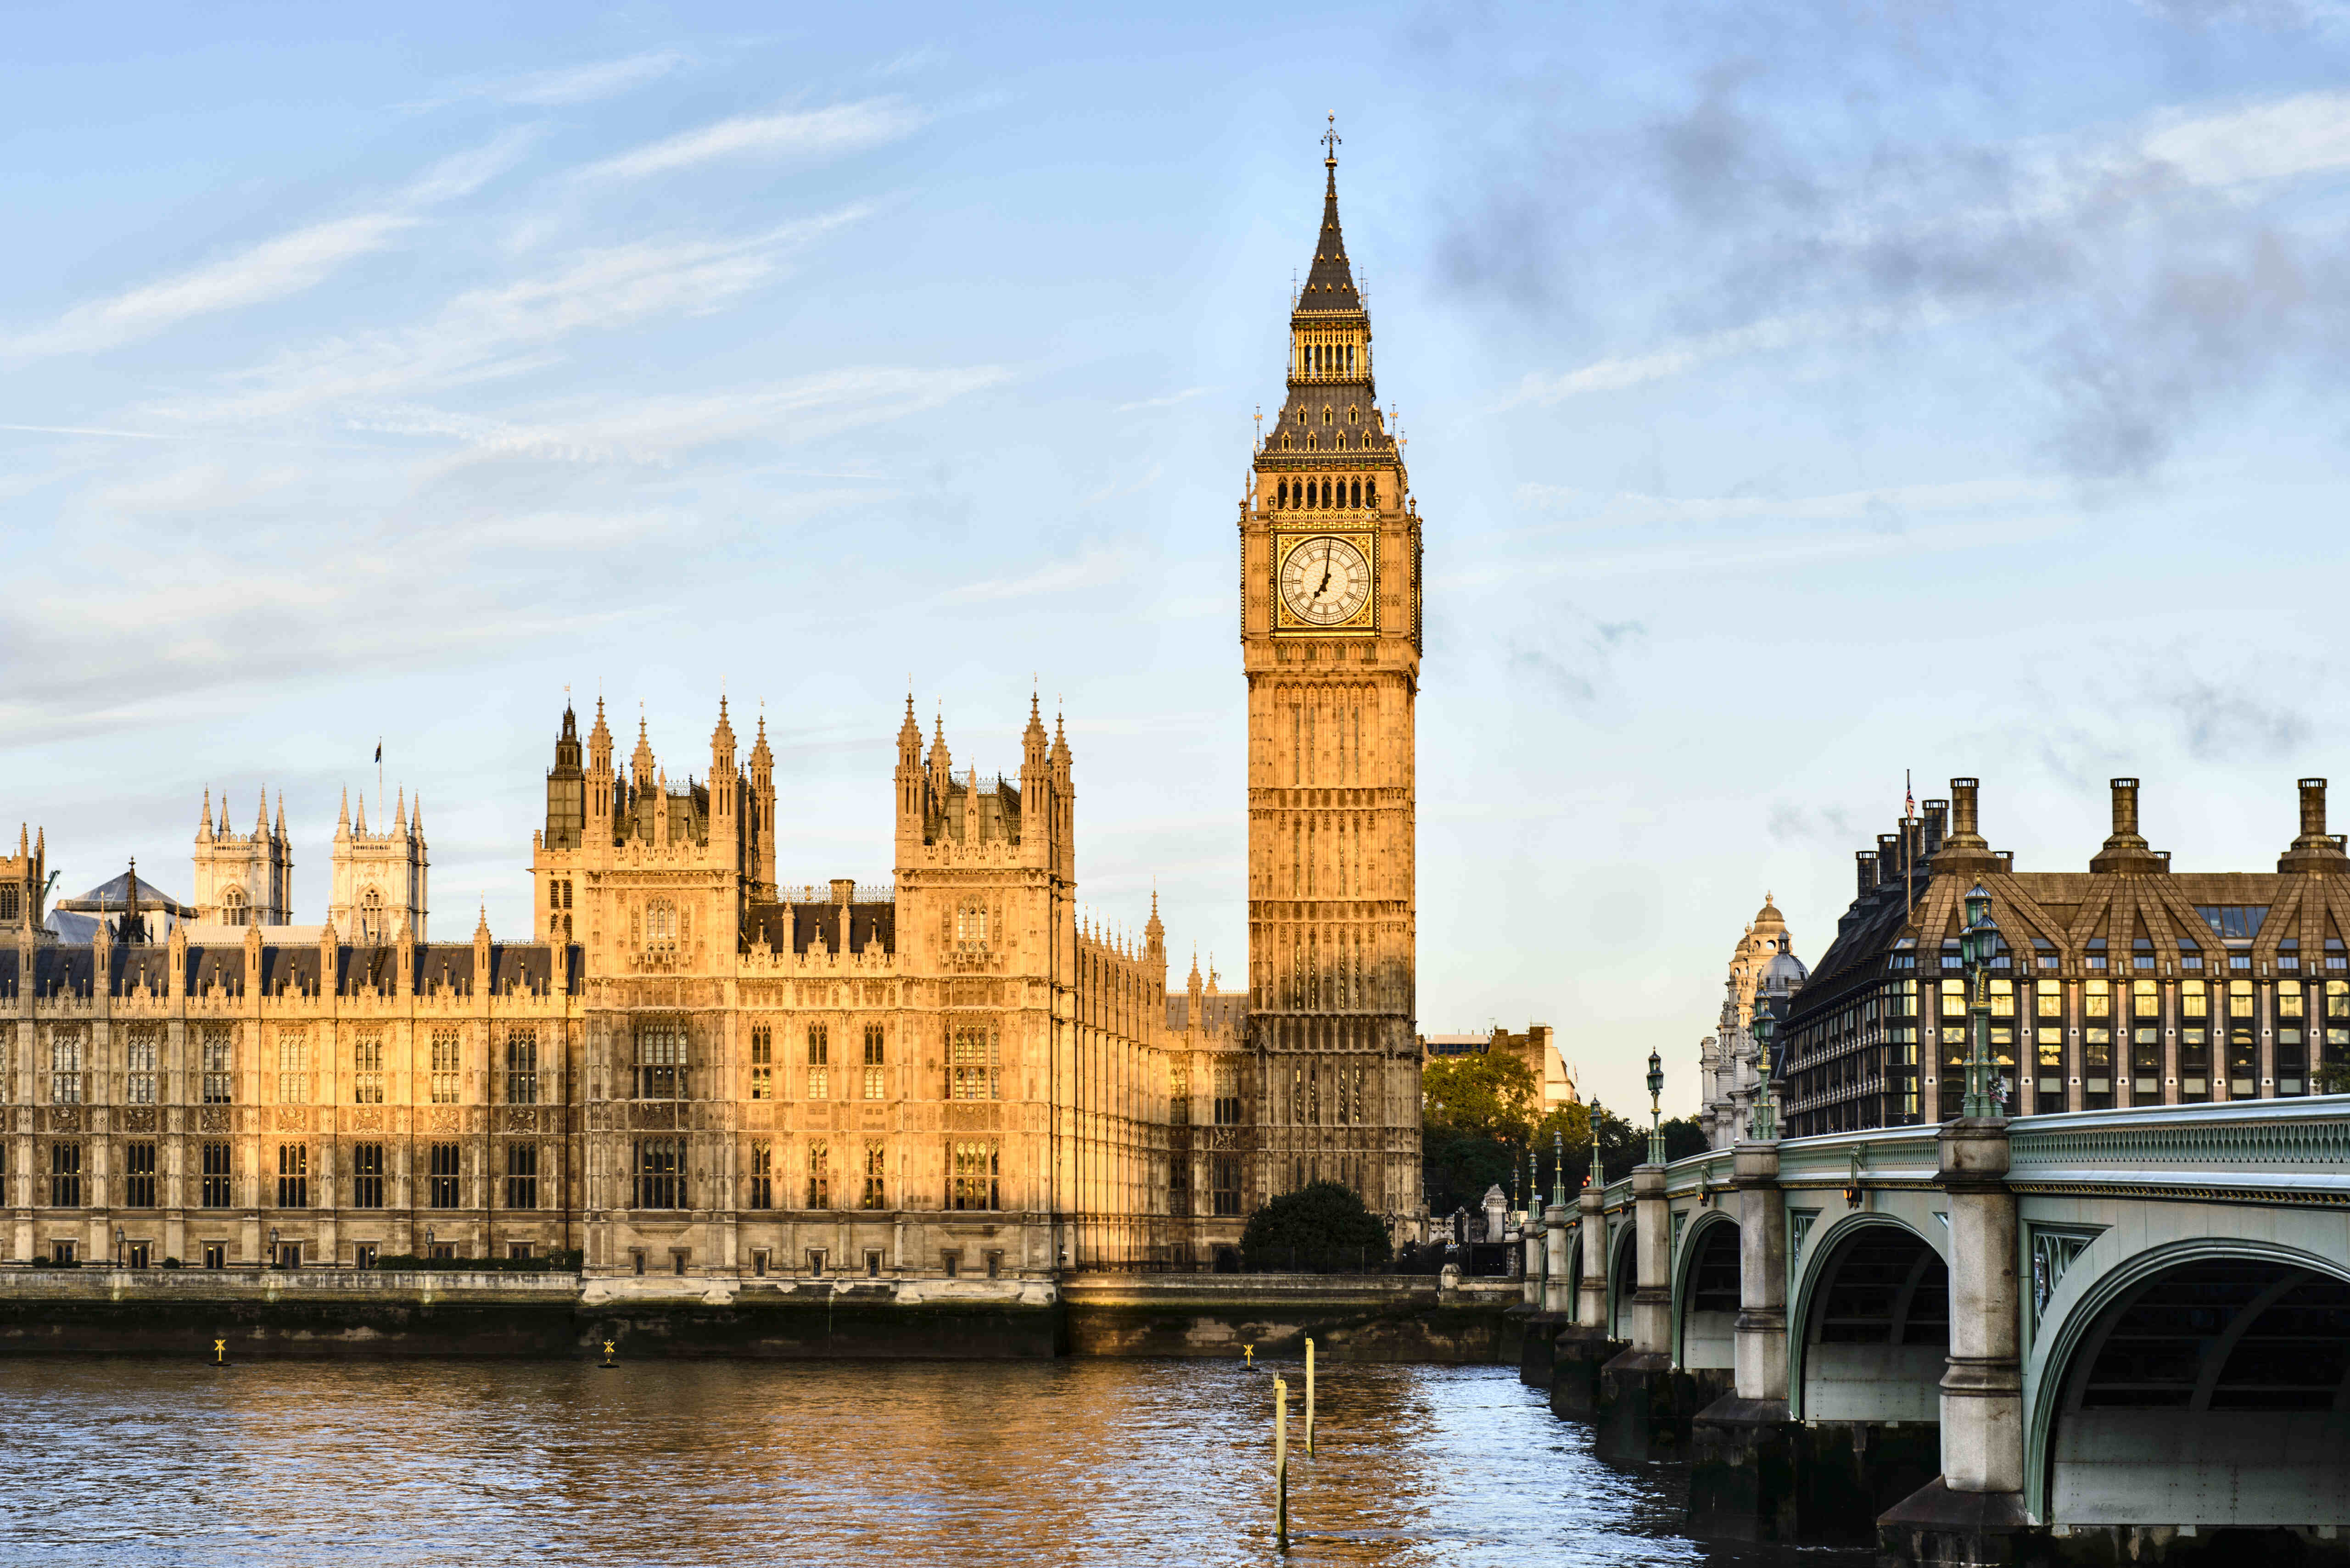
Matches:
[0,140,1429,1282]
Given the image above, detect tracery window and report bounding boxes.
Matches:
[634,1138,680,1209]
[222,887,247,926]
[428,1027,461,1104]
[202,1027,235,1105]
[955,902,990,952]
[123,1141,156,1208]
[505,1144,538,1209]
[352,1032,384,1105]
[806,1139,831,1209]
[49,1028,83,1105]
[351,1144,384,1209]
[1170,1066,1191,1126]
[645,900,677,943]
[125,1026,157,1106]
[358,887,385,944]
[862,1023,885,1100]
[862,1142,887,1210]
[748,1140,773,1209]
[1213,1064,1240,1126]
[637,1020,686,1099]
[428,1143,459,1208]
[948,1028,998,1100]
[806,1025,830,1100]
[277,1143,309,1209]
[276,1027,310,1105]
[505,1028,538,1105]
[49,1141,81,1207]
[201,1142,231,1208]
[750,1024,772,1100]
[949,1140,999,1211]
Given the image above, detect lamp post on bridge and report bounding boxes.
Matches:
[1961,882,2003,1121]
[1646,1049,1666,1166]
[1748,1004,1778,1143]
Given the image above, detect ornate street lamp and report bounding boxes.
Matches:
[1749,1003,1779,1143]
[268,1227,279,1270]
[1551,1128,1566,1208]
[1588,1098,1606,1189]
[1646,1049,1666,1166]
[1961,882,2002,1120]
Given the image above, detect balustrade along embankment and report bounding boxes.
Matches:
[1511,1096,2350,1567]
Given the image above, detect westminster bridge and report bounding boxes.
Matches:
[1516,1096,2350,1566]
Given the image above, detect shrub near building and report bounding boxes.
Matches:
[1240,1182,1393,1272]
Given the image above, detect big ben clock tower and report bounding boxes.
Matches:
[1242,123,1423,1232]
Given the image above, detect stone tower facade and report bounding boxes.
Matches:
[328,787,429,943]
[1240,130,1424,1230]
[190,789,292,927]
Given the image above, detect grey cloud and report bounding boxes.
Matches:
[1502,611,1647,707]
[1767,801,1861,847]
[1434,4,2350,478]
[2166,678,2312,760]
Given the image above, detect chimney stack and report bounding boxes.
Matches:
[1923,798,1949,856]
[1933,776,1998,876]
[2091,776,2163,874]
[1877,833,1901,885]
[2279,777,2348,874]
[1856,851,1880,898]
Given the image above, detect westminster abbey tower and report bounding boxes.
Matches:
[1242,127,1424,1228]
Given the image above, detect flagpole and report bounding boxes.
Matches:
[378,739,384,830]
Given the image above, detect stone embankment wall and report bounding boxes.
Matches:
[0,1271,1514,1362]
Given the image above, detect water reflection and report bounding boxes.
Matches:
[0,1359,1870,1566]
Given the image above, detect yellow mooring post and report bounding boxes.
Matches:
[600,1338,618,1369]
[1304,1337,1316,1457]
[1243,1343,1255,1370]
[1273,1374,1290,1552]
[211,1338,227,1368]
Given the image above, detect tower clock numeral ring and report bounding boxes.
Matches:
[1279,535,1371,625]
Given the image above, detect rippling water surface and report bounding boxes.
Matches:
[0,1358,1872,1566]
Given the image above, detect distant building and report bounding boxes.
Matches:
[1781,775,2350,1138]
[1420,1024,1577,1111]
[1697,895,1809,1149]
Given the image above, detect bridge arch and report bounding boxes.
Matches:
[1607,1219,1638,1339]
[2028,1237,2350,1529]
[1672,1211,1740,1372]
[1789,1216,1948,1425]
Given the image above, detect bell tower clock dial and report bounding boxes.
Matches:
[1237,121,1423,1235]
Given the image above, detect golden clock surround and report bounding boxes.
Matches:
[1271,528,1377,636]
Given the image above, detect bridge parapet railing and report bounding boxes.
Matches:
[1775,1124,1942,1189]
[1664,1149,1734,1200]
[2008,1095,2350,1197]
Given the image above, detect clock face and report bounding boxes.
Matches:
[1280,535,1372,626]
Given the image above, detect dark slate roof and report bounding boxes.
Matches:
[185,946,246,997]
[109,947,173,996]
[1164,992,1249,1036]
[55,869,188,915]
[742,901,896,956]
[1301,162,1360,312]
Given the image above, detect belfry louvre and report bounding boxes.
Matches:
[1781,776,2350,1138]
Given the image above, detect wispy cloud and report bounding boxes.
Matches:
[1113,386,1214,413]
[940,546,1132,605]
[580,99,925,182]
[157,207,877,424]
[0,131,535,364]
[497,51,686,106]
[1512,474,2068,531]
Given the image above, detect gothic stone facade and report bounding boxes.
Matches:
[0,692,1254,1277]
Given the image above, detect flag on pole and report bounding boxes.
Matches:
[375,741,382,764]
[1905,770,1915,823]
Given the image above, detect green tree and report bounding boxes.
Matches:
[1241,1181,1394,1272]
[1421,1051,1539,1143]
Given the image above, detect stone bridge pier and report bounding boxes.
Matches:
[1530,1097,2350,1565]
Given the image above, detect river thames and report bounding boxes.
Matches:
[0,1358,1870,1566]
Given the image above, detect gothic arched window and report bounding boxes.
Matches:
[222,887,247,927]
[359,887,384,944]
[1350,479,1361,508]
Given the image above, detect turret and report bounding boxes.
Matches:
[895,695,926,861]
[587,697,615,835]
[545,703,585,849]
[743,710,774,895]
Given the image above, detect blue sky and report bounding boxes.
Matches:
[6,1,2350,1114]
